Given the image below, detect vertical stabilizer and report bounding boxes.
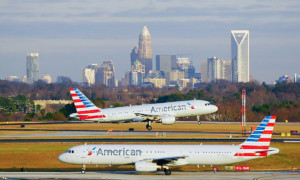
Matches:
[235,116,276,157]
[69,88,105,120]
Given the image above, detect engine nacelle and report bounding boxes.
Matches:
[135,161,158,172]
[161,115,176,125]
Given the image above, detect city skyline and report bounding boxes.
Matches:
[0,1,299,83]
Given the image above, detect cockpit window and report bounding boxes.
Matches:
[66,150,75,153]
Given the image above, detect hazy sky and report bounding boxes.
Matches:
[0,0,299,83]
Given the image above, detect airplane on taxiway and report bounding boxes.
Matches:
[69,88,218,131]
[59,116,279,175]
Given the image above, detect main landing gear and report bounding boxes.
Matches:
[146,121,152,131]
[164,168,171,175]
[197,115,201,125]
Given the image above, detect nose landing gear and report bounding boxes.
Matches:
[197,115,201,125]
[81,164,86,174]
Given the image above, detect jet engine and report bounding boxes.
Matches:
[135,161,158,172]
[161,115,176,125]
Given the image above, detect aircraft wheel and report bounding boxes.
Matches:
[81,164,86,174]
[146,125,152,131]
[164,168,171,175]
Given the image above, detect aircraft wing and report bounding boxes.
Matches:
[143,155,188,166]
[134,113,162,121]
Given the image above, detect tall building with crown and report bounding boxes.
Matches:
[26,53,39,84]
[231,30,250,83]
[137,26,152,75]
[95,61,115,88]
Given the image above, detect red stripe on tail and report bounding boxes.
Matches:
[234,152,267,157]
[79,115,106,120]
[77,110,100,114]
[240,145,269,149]
[75,105,85,108]
[73,99,82,103]
[262,131,273,134]
[258,138,271,142]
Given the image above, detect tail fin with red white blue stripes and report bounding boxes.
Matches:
[235,116,276,157]
[69,88,106,120]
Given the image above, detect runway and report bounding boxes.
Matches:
[0,129,257,137]
[1,121,300,126]
[1,129,299,137]
[0,137,299,143]
[0,171,299,180]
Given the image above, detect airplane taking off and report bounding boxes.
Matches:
[69,88,218,131]
[59,116,279,175]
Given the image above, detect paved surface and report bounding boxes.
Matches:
[1,129,299,137]
[0,171,299,180]
[0,130,252,137]
[1,137,299,143]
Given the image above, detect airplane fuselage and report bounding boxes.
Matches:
[81,100,217,122]
[59,116,279,175]
[59,144,278,166]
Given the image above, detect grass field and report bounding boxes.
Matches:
[0,142,299,172]
[1,121,300,133]
[0,133,297,140]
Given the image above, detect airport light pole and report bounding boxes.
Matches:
[241,88,246,136]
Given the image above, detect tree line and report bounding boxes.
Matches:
[0,79,299,122]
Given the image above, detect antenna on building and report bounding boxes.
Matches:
[241,88,246,136]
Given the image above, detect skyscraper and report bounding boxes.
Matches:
[207,57,232,83]
[26,53,39,84]
[165,70,185,85]
[207,57,223,82]
[82,64,98,86]
[176,57,195,79]
[138,26,152,75]
[200,61,207,83]
[130,60,145,86]
[223,61,232,82]
[231,30,250,83]
[95,61,115,88]
[156,55,177,72]
[130,46,139,66]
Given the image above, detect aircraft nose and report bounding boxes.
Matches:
[211,105,218,113]
[58,153,67,163]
